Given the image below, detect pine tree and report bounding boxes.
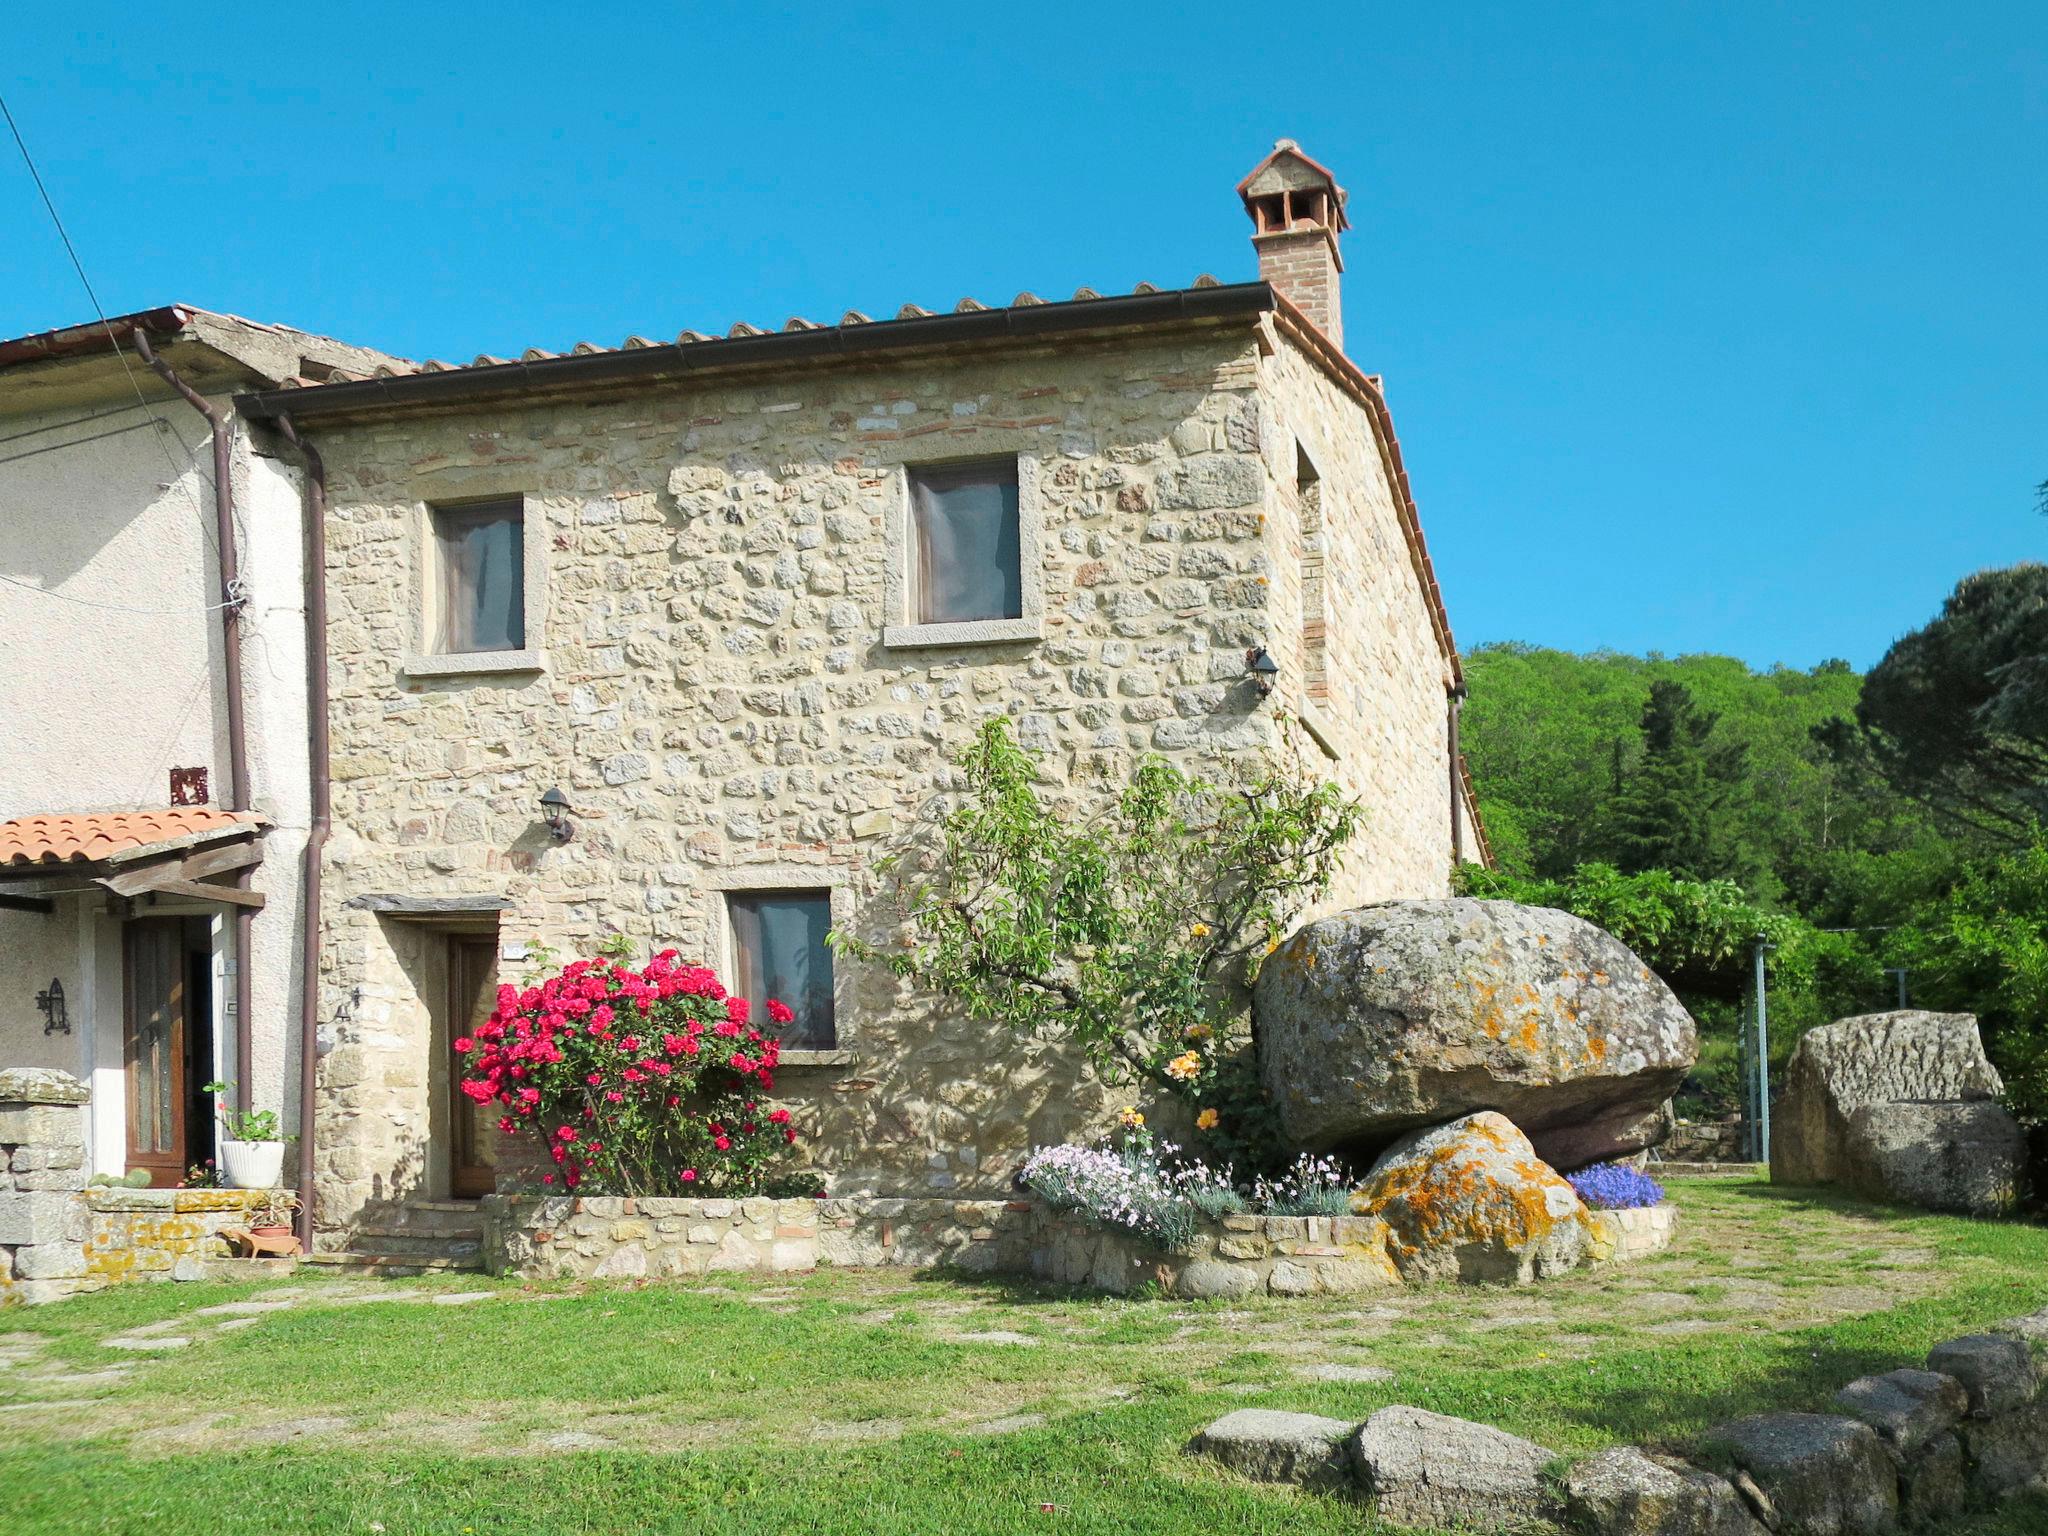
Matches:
[1609,681,1755,882]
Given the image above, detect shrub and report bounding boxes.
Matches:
[1567,1162,1666,1210]
[839,717,1362,1173]
[456,945,801,1196]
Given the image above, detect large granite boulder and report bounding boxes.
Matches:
[1771,1011,2023,1213]
[1352,1111,1591,1285]
[1254,900,1696,1169]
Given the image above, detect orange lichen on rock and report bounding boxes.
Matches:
[1352,1111,1592,1284]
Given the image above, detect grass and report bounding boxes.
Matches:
[2,1178,2047,1534]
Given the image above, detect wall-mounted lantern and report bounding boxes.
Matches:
[539,787,575,843]
[36,978,68,1036]
[1244,647,1280,698]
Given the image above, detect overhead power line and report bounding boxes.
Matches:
[0,87,221,547]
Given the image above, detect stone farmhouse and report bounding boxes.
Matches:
[1,143,1485,1269]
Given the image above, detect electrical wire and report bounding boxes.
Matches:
[0,569,241,616]
[0,87,222,554]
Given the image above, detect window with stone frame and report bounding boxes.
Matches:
[726,889,836,1049]
[1295,446,1328,702]
[907,459,1022,626]
[429,498,525,654]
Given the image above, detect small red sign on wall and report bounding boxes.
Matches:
[169,766,210,806]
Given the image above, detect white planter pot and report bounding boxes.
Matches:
[220,1139,285,1189]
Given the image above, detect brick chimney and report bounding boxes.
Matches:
[1238,140,1350,349]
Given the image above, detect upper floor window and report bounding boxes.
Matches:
[430,499,524,654]
[909,460,1021,626]
[726,888,836,1050]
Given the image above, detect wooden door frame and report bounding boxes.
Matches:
[446,933,499,1199]
[122,917,190,1186]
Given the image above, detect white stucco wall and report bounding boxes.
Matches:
[0,377,311,1160]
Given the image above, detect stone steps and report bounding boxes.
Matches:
[1653,1160,1765,1178]
[348,1226,484,1261]
[302,1251,484,1277]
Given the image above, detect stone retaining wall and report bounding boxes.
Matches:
[482,1194,1676,1294]
[1586,1204,1677,1267]
[2,1067,287,1305]
[1189,1304,2048,1532]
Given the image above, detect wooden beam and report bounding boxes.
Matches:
[0,893,55,914]
[100,838,260,898]
[98,876,266,910]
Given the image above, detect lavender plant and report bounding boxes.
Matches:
[1567,1162,1666,1211]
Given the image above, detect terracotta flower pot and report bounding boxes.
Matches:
[249,1224,293,1238]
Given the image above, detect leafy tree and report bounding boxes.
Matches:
[834,718,1362,1167]
[1886,843,2048,1124]
[1609,681,1757,885]
[1854,564,2048,843]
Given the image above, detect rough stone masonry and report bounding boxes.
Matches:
[260,148,1476,1240]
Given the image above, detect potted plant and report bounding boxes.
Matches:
[203,1080,288,1188]
[250,1191,300,1239]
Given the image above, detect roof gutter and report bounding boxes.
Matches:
[132,329,259,1117]
[236,284,1276,421]
[274,414,328,1255]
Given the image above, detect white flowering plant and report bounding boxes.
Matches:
[1021,1120,1355,1249]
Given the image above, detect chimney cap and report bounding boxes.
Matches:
[1237,140,1350,232]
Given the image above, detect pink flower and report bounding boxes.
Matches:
[452,1036,475,1054]
[766,999,794,1025]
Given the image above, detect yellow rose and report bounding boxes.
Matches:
[1185,1023,1212,1041]
[1164,1050,1203,1081]
[1189,922,1211,939]
[1118,1106,1145,1128]
[1196,1108,1220,1131]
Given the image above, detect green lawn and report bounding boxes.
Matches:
[3,1178,2047,1534]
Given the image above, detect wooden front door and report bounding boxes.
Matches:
[448,936,499,1199]
[124,918,190,1185]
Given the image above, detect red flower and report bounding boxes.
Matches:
[766,999,795,1025]
[768,1109,791,1125]
[452,1036,475,1053]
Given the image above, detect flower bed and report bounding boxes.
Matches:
[480,1192,1679,1289]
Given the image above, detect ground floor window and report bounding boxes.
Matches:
[726,889,835,1049]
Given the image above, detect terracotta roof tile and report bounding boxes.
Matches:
[272,280,1226,390]
[0,809,262,869]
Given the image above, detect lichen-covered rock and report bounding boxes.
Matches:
[1352,1405,1562,1530]
[1563,1447,1767,1535]
[1187,1408,1356,1489]
[1352,1112,1591,1285]
[1771,1010,2007,1192]
[1901,1433,1966,1527]
[1842,1099,2026,1216]
[1254,900,1696,1169]
[1704,1413,1898,1535]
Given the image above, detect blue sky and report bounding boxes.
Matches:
[4,4,2041,670]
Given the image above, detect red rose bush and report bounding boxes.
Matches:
[455,947,801,1195]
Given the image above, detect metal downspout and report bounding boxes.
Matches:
[275,415,328,1253]
[1448,685,1467,868]
[132,329,257,1120]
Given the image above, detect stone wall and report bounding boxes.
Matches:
[1258,334,1458,912]
[0,1067,91,1304]
[481,1194,1675,1294]
[1,1067,282,1304]
[307,319,1463,1232]
[1585,1204,1676,1267]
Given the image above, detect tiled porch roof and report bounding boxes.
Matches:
[0,809,262,869]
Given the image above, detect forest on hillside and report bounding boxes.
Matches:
[1454,562,2048,1130]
